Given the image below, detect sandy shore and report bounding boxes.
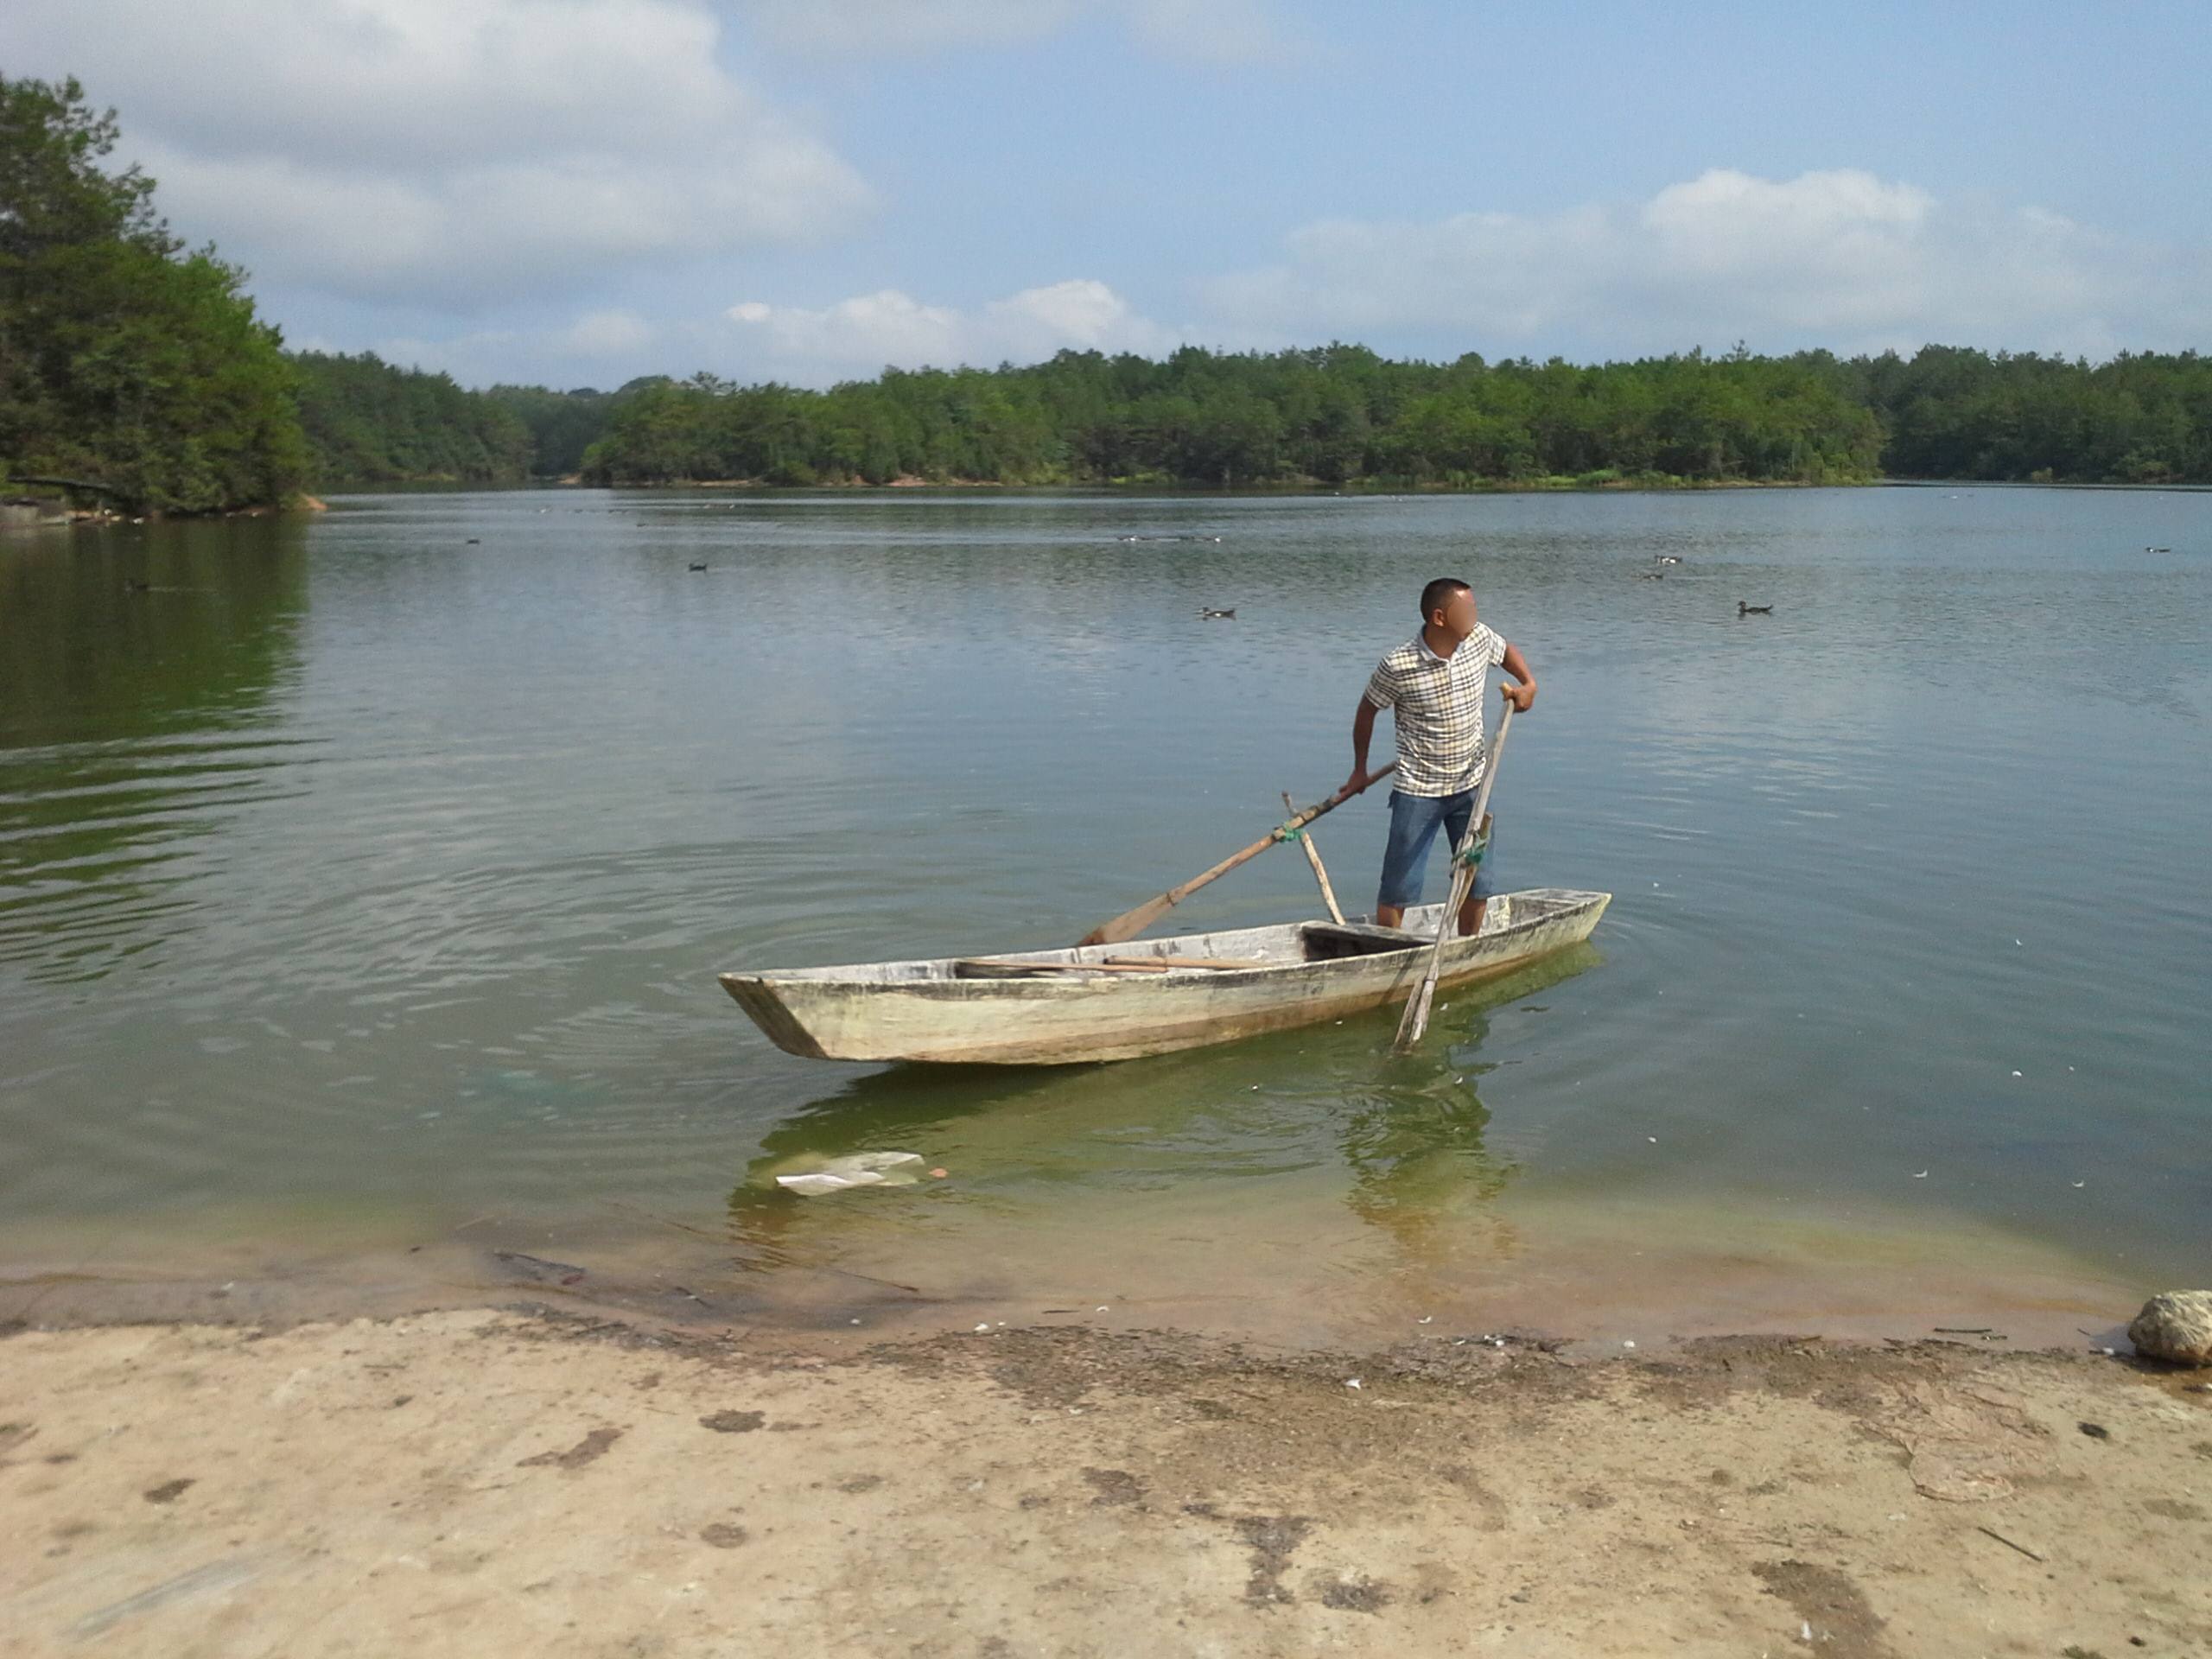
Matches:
[4,1296,2208,1657]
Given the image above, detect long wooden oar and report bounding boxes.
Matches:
[1393,699,1515,1052]
[1077,762,1395,947]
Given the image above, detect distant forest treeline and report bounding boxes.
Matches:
[285,338,2212,493]
[321,342,2212,492]
[553,345,2212,489]
[6,74,2211,512]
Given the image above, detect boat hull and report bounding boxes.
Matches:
[720,887,1609,1065]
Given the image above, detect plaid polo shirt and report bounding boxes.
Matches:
[1363,623,1508,798]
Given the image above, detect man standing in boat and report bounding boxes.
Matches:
[1344,577,1536,935]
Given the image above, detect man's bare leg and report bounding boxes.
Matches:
[1375,898,1482,932]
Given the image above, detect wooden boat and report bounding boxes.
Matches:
[720,887,1610,1065]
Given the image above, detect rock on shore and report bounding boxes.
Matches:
[2129,1290,2212,1365]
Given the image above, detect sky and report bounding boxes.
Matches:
[6,0,2209,391]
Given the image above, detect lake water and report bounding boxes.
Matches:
[3,486,2207,1346]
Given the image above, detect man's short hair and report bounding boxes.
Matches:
[1420,577,1471,621]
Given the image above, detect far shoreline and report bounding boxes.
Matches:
[296,474,2212,500]
[26,475,2194,524]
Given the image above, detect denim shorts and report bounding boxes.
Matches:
[1377,788,1494,911]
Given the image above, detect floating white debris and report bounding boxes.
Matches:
[776,1151,926,1197]
[2012,1071,2023,1078]
[1096,1306,1109,1313]
[1913,1171,1929,1179]
[1623,1340,1637,1350]
[1417,1315,1433,1325]
[2073,1181,2086,1189]
[1344,1378,1362,1389]
[975,1323,991,1332]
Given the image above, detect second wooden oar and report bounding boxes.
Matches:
[1076,762,1395,946]
[1393,699,1514,1052]
[1283,789,1347,925]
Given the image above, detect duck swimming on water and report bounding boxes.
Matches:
[1198,607,1236,620]
[1738,601,1772,615]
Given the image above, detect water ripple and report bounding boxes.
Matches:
[2,489,2207,1300]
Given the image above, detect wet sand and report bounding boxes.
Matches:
[0,1171,2158,1358]
[4,1273,2209,1656]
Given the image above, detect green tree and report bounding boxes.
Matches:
[0,73,308,512]
[290,352,531,486]
[484,383,621,477]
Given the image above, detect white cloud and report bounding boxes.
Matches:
[1120,0,1283,63]
[1208,168,2212,359]
[351,280,1174,387]
[737,0,1075,52]
[730,290,965,368]
[370,310,653,385]
[724,278,1180,375]
[134,136,861,308]
[0,0,871,307]
[736,0,1287,60]
[559,309,658,356]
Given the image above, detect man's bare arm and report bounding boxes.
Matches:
[1344,696,1382,792]
[1500,643,1537,712]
